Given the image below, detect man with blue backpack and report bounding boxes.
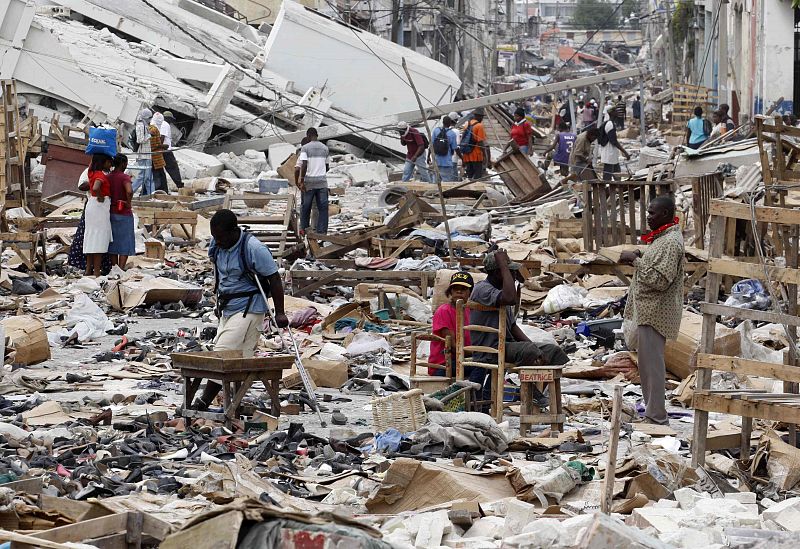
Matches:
[191,209,288,411]
[431,115,460,182]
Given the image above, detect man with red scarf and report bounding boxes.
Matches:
[619,196,684,425]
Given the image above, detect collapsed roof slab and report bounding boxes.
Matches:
[262,0,461,120]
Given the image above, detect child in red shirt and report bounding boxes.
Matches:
[429,272,474,375]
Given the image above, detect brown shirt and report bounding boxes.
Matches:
[148,125,165,170]
[570,131,593,166]
[624,225,684,339]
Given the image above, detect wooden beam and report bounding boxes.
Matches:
[708,258,800,285]
[693,393,800,424]
[601,385,623,514]
[709,200,800,225]
[700,302,800,327]
[696,354,800,384]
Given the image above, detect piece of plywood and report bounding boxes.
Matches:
[160,510,243,549]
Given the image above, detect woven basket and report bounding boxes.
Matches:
[371,389,427,432]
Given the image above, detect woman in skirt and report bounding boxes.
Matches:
[83,154,114,276]
[107,154,135,269]
[67,169,112,273]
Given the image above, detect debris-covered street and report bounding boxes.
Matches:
[0,0,799,547]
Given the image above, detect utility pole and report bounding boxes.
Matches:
[717,0,728,106]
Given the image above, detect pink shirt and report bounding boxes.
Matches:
[429,303,471,374]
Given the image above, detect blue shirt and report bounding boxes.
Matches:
[687,117,707,144]
[432,127,458,168]
[209,231,278,317]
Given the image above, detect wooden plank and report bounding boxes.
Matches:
[709,200,800,225]
[693,393,800,424]
[698,302,800,327]
[601,385,623,514]
[708,258,800,285]
[696,354,800,384]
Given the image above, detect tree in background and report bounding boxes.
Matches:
[571,0,619,30]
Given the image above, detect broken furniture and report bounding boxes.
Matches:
[135,208,198,243]
[2,79,39,209]
[291,269,436,299]
[581,180,674,252]
[517,366,565,436]
[547,217,584,258]
[692,199,800,466]
[0,230,46,271]
[690,173,724,249]
[223,192,300,260]
[371,388,427,432]
[10,510,171,549]
[492,150,551,203]
[409,333,453,393]
[172,351,294,429]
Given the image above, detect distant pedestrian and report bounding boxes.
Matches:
[149,112,168,193]
[719,103,736,132]
[459,107,488,180]
[298,127,330,235]
[107,154,135,269]
[131,108,154,196]
[397,122,430,183]
[432,115,460,182]
[685,106,710,149]
[83,153,114,277]
[581,99,596,130]
[507,107,534,155]
[599,107,630,181]
[614,95,626,129]
[569,127,600,182]
[163,111,183,146]
[632,96,641,124]
[544,122,576,177]
[159,111,183,189]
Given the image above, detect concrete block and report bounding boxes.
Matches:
[673,487,711,510]
[502,519,564,548]
[339,161,389,186]
[217,152,260,179]
[414,510,450,548]
[724,492,757,504]
[628,507,688,534]
[243,149,269,172]
[694,497,758,519]
[502,499,538,538]
[268,143,296,170]
[771,507,800,532]
[462,516,504,540]
[762,497,800,522]
[581,513,671,548]
[173,149,224,179]
[659,527,721,548]
[441,538,498,549]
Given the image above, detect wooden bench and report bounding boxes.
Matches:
[518,366,565,436]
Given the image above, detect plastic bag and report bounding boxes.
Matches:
[543,284,587,314]
[86,127,117,157]
[346,332,392,356]
[723,278,770,310]
[64,293,114,342]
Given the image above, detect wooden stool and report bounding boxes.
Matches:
[172,351,294,428]
[518,366,565,436]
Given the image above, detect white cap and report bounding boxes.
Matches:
[396,121,409,131]
[448,111,459,122]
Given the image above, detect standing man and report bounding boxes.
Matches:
[569,126,599,182]
[298,127,329,235]
[619,196,684,425]
[544,121,576,177]
[614,95,626,129]
[192,209,288,411]
[397,122,430,183]
[599,107,630,181]
[632,96,642,127]
[685,106,710,149]
[460,107,489,180]
[131,108,154,196]
[159,111,183,189]
[432,115,460,182]
[470,250,569,408]
[148,113,168,193]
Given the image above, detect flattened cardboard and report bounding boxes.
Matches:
[106,277,202,311]
[1,315,50,365]
[665,310,741,379]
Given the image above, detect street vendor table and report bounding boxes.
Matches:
[172,351,294,428]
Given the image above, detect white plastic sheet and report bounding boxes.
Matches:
[64,292,114,342]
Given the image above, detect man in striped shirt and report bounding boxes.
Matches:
[298,127,329,235]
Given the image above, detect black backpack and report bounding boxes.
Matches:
[432,128,451,156]
[597,120,610,147]
[420,131,429,150]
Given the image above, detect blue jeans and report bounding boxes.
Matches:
[132,163,155,196]
[300,188,329,234]
[402,157,430,182]
[519,145,529,154]
[437,164,458,182]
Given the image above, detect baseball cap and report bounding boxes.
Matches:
[163,110,175,120]
[483,251,521,272]
[448,271,474,291]
[396,121,409,131]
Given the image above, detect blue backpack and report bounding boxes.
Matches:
[210,230,272,316]
[459,122,476,154]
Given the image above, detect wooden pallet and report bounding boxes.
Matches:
[692,199,800,466]
[223,191,299,260]
[671,83,716,133]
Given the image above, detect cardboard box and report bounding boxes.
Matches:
[282,359,347,389]
[106,276,202,311]
[665,311,742,379]
[1,315,50,365]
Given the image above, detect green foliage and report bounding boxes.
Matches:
[671,0,694,44]
[571,0,619,30]
[794,0,800,9]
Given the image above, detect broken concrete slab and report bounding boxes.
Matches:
[174,149,225,179]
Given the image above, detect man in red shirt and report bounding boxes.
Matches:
[397,122,430,182]
[506,107,534,155]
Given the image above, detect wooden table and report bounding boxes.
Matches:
[172,351,294,428]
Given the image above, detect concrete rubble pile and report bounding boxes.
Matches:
[0,1,799,549]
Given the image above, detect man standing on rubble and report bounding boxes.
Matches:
[460,107,489,180]
[131,108,154,195]
[159,111,183,189]
[599,107,630,181]
[569,127,599,182]
[397,122,430,183]
[470,250,569,409]
[619,196,684,425]
[192,209,289,411]
[432,115,460,182]
[298,127,330,235]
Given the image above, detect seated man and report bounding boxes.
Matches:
[469,250,569,409]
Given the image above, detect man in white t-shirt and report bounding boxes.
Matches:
[599,107,630,181]
[298,127,329,235]
[160,111,183,189]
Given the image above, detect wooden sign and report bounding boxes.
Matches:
[519,370,554,383]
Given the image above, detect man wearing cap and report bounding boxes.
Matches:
[131,108,154,195]
[470,250,569,408]
[428,272,474,376]
[160,111,183,189]
[431,115,460,182]
[460,108,488,180]
[397,122,430,183]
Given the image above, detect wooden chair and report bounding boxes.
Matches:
[455,299,565,429]
[409,333,454,394]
